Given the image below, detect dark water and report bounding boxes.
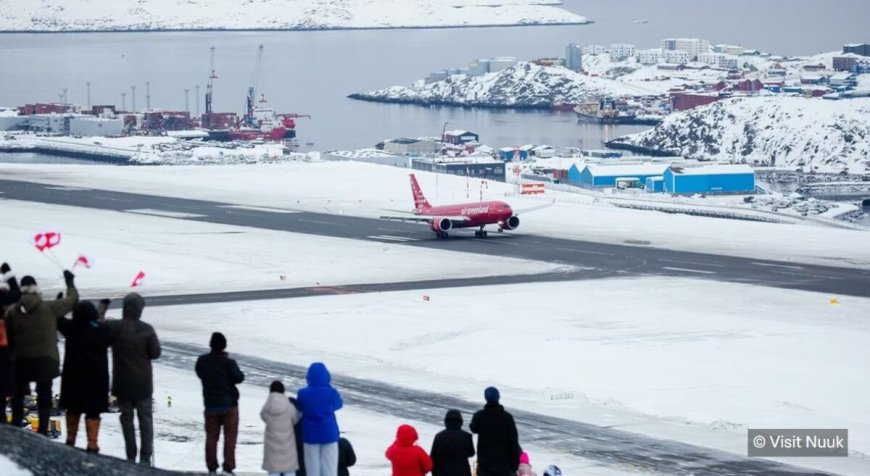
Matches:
[0,152,98,165]
[0,0,867,152]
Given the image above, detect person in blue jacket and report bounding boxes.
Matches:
[297,362,343,476]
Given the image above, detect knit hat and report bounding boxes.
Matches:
[122,292,145,319]
[210,332,227,352]
[20,275,38,293]
[484,386,500,404]
[269,380,285,394]
[520,452,530,465]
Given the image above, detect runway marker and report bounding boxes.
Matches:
[662,266,716,275]
[124,208,205,219]
[368,235,416,242]
[45,186,93,192]
[751,262,805,270]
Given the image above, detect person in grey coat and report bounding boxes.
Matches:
[261,381,301,476]
[106,293,161,466]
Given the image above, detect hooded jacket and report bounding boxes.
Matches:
[297,362,343,444]
[106,311,161,401]
[4,284,78,381]
[430,410,474,476]
[261,391,301,473]
[386,424,433,476]
[58,303,112,414]
[470,403,521,474]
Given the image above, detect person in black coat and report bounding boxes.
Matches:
[469,387,521,476]
[431,409,475,476]
[0,262,20,406]
[289,396,307,476]
[58,301,112,451]
[338,436,356,476]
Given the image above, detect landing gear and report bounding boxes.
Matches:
[435,231,449,239]
[474,227,488,238]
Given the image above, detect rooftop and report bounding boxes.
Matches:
[670,164,755,175]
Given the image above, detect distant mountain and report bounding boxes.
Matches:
[350,62,643,108]
[0,0,590,32]
[609,97,870,173]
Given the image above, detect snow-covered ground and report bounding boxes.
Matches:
[0,0,590,32]
[0,455,30,476]
[135,277,870,475]
[1,162,867,268]
[612,97,870,173]
[0,199,559,297]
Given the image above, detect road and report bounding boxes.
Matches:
[2,178,868,297]
[161,341,833,476]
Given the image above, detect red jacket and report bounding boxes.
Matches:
[386,424,433,476]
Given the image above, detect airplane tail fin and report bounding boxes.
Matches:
[409,174,432,211]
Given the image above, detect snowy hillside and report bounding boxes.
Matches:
[351,62,649,108]
[610,97,870,173]
[0,0,589,31]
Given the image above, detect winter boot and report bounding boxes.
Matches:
[65,413,81,446]
[85,417,101,453]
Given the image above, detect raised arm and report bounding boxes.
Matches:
[48,270,79,317]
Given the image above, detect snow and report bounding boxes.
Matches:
[672,164,754,175]
[143,277,870,475]
[0,199,559,297]
[0,455,31,476]
[0,0,590,32]
[613,97,870,173]
[584,163,668,176]
[1,162,868,269]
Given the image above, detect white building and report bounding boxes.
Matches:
[697,52,723,65]
[69,117,123,137]
[609,43,636,61]
[713,44,745,55]
[468,59,491,77]
[636,49,663,65]
[583,45,607,55]
[426,70,448,83]
[383,138,438,156]
[661,38,710,61]
[565,44,583,71]
[662,49,690,65]
[0,108,26,131]
[718,55,740,70]
[488,57,518,72]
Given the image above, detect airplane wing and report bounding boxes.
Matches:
[514,199,556,215]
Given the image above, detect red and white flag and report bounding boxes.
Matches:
[34,232,62,252]
[130,270,146,288]
[422,295,430,302]
[72,255,91,269]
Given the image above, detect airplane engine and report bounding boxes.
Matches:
[431,217,453,232]
[502,215,520,230]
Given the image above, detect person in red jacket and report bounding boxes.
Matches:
[385,424,432,476]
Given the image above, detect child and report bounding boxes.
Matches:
[517,452,538,476]
[542,464,562,476]
[385,424,432,476]
[430,409,474,476]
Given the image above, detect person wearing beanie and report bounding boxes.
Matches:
[517,452,538,476]
[196,332,245,474]
[0,262,21,406]
[542,464,562,476]
[261,380,301,476]
[105,292,161,465]
[430,409,474,476]
[297,362,343,476]
[5,269,78,435]
[385,424,432,476]
[58,301,112,453]
[469,387,521,476]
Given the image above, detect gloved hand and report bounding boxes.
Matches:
[0,262,10,274]
[56,292,64,300]
[63,270,75,287]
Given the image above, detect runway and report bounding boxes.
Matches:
[2,178,868,297]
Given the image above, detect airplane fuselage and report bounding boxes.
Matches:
[417,201,514,229]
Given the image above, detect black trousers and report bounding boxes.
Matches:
[12,378,52,435]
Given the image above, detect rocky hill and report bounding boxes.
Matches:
[0,0,589,31]
[350,62,645,108]
[609,97,870,174]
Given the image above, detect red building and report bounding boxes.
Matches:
[670,92,722,111]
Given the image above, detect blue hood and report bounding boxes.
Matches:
[306,362,331,386]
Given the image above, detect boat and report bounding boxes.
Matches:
[574,99,663,125]
[228,94,301,141]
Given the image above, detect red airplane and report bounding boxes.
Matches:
[381,174,549,239]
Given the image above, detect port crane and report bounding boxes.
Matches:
[203,46,217,127]
[242,44,264,128]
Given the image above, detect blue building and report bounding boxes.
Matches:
[663,164,755,194]
[569,163,670,187]
[645,176,664,192]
